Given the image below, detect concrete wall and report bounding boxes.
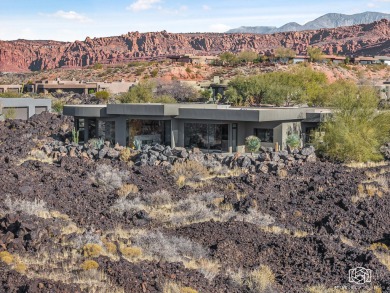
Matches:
[0,98,51,119]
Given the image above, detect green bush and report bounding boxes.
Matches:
[52,100,65,113]
[93,63,103,70]
[245,135,261,153]
[286,134,300,149]
[314,82,390,162]
[95,90,110,102]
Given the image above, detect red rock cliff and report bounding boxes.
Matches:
[0,19,389,72]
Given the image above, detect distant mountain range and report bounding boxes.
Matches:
[227,12,390,34]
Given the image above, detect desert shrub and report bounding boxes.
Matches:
[141,190,172,207]
[0,251,14,265]
[110,197,146,215]
[245,136,261,153]
[314,82,390,162]
[121,246,142,258]
[117,184,139,197]
[150,68,159,77]
[93,63,103,70]
[4,108,16,119]
[95,90,110,102]
[83,243,103,258]
[102,240,117,254]
[14,262,27,273]
[89,164,128,191]
[133,231,207,262]
[73,232,102,249]
[246,265,276,292]
[170,161,210,186]
[80,260,99,270]
[119,148,133,162]
[52,100,65,113]
[286,134,300,149]
[3,196,50,218]
[163,282,198,293]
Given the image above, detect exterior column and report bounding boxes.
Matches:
[84,119,90,143]
[115,117,127,146]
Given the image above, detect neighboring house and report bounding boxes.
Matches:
[0,84,23,94]
[353,56,381,65]
[321,55,346,64]
[167,54,219,65]
[292,56,309,64]
[375,56,390,65]
[63,103,330,152]
[0,98,51,120]
[25,79,135,95]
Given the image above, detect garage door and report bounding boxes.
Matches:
[3,107,29,120]
[35,106,47,115]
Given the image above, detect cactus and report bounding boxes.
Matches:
[72,127,79,144]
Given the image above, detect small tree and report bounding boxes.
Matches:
[219,52,238,66]
[274,47,296,63]
[307,47,323,63]
[245,135,261,155]
[237,51,258,63]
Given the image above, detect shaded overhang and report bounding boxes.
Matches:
[177,107,308,122]
[107,104,180,116]
[63,105,108,117]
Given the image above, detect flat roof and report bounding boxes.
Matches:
[63,103,331,122]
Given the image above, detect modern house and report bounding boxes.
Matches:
[25,79,136,95]
[63,103,330,152]
[0,84,23,94]
[0,98,51,120]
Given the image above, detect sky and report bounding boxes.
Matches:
[0,0,389,42]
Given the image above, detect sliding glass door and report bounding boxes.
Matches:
[184,123,229,152]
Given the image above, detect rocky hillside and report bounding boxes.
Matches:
[227,11,390,34]
[0,19,389,72]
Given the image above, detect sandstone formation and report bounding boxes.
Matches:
[0,19,389,72]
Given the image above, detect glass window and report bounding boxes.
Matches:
[127,120,168,148]
[184,123,229,152]
[76,118,85,141]
[255,128,273,143]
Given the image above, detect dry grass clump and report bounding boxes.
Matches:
[307,286,353,293]
[83,243,103,258]
[163,281,198,293]
[2,195,51,218]
[185,259,220,281]
[133,231,207,262]
[14,262,27,273]
[0,251,14,265]
[228,266,276,292]
[119,148,136,162]
[102,240,117,255]
[120,246,142,259]
[110,190,275,228]
[117,184,139,197]
[89,164,129,191]
[246,265,276,292]
[260,225,308,238]
[80,260,99,271]
[19,149,53,165]
[170,161,210,187]
[345,161,389,169]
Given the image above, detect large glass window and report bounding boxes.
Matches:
[254,128,273,143]
[127,120,171,148]
[184,123,229,152]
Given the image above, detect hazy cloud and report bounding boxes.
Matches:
[202,5,211,11]
[127,0,162,12]
[209,23,230,32]
[50,10,91,22]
